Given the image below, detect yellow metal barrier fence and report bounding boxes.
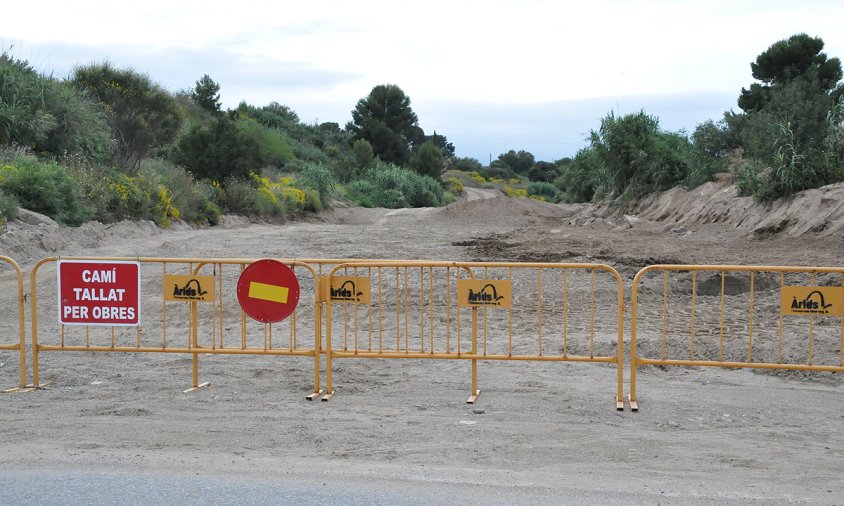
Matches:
[0,256,27,390]
[630,264,844,411]
[324,261,625,408]
[30,256,322,395]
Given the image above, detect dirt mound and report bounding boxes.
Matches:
[436,194,579,226]
[613,181,844,240]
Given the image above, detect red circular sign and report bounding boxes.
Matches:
[236,259,301,323]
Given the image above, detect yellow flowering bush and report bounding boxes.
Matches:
[503,185,527,198]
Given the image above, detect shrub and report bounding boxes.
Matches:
[0,188,18,226]
[445,177,464,195]
[137,159,221,225]
[0,52,114,162]
[526,182,560,202]
[345,162,444,209]
[0,151,92,225]
[294,163,336,208]
[502,185,527,198]
[554,147,605,203]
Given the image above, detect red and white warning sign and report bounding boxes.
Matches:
[58,260,141,326]
[236,259,300,323]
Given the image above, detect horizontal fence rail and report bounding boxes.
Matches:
[0,256,26,390]
[630,264,844,411]
[324,261,625,408]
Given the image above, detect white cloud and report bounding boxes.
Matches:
[3,0,843,160]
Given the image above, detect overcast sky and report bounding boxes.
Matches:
[3,0,843,162]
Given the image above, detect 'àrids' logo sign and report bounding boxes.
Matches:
[163,274,216,302]
[458,279,512,308]
[468,284,506,306]
[327,276,371,304]
[331,280,364,302]
[781,286,843,317]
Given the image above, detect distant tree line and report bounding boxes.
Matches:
[1,32,842,228]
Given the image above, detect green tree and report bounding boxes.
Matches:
[191,74,221,113]
[351,139,374,169]
[172,117,260,182]
[496,149,535,174]
[554,147,605,203]
[528,161,561,182]
[589,111,692,201]
[0,53,113,161]
[347,84,423,166]
[410,140,444,178]
[72,62,181,168]
[739,33,843,112]
[424,131,455,158]
[452,156,482,172]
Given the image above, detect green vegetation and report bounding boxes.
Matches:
[0,55,458,228]
[549,33,844,204]
[1,32,842,230]
[346,162,445,208]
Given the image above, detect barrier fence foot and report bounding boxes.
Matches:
[306,389,324,401]
[10,381,53,393]
[321,390,335,402]
[616,398,624,411]
[183,382,211,393]
[466,390,481,404]
[628,395,638,412]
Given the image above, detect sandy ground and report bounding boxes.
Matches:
[1,188,843,504]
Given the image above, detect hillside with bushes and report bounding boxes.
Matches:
[1,33,842,231]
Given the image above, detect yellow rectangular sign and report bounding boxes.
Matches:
[163,274,216,302]
[458,279,512,308]
[781,286,844,316]
[249,282,289,304]
[325,276,371,304]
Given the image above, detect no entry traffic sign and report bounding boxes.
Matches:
[58,260,141,326]
[236,259,301,323]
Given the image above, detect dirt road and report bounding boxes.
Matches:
[1,193,843,504]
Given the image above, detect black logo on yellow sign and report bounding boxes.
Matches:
[468,284,506,306]
[173,279,208,300]
[164,274,216,302]
[791,290,834,314]
[331,280,364,302]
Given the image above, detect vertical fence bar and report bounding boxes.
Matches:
[748,272,755,363]
[809,272,816,365]
[429,266,434,354]
[446,267,451,354]
[690,271,697,361]
[662,270,668,360]
[719,271,726,362]
[508,266,513,357]
[778,272,784,364]
[590,268,596,359]
[563,268,568,357]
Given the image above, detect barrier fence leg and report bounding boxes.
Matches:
[306,302,324,400]
[322,298,335,401]
[628,288,639,411]
[184,302,209,393]
[26,271,49,391]
[467,307,480,403]
[3,289,27,392]
[616,291,624,411]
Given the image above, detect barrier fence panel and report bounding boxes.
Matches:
[324,261,625,408]
[630,265,844,411]
[29,257,321,395]
[463,262,624,409]
[323,261,478,402]
[0,256,26,390]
